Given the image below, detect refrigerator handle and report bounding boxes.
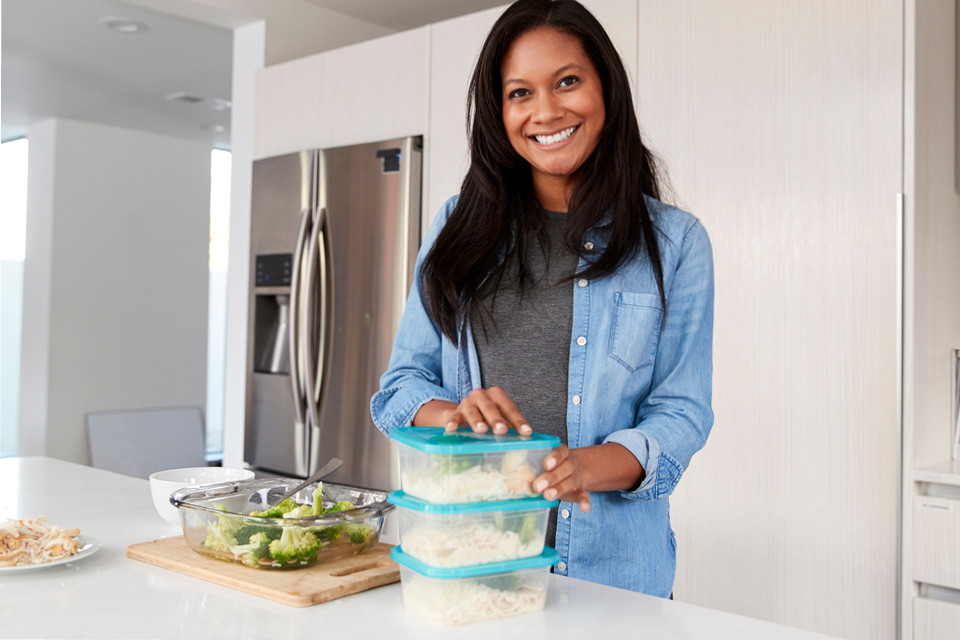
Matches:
[301,207,326,462]
[288,206,311,424]
[287,204,312,477]
[308,207,331,473]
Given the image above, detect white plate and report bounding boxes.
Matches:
[0,536,101,574]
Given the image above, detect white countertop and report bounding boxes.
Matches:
[1,456,839,639]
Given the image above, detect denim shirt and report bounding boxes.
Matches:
[371,194,714,596]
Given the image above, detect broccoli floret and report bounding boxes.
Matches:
[314,524,343,541]
[325,500,355,513]
[234,524,282,545]
[283,505,309,518]
[350,528,371,545]
[517,514,539,545]
[268,527,320,565]
[341,523,375,549]
[435,454,478,477]
[229,532,272,567]
[485,574,525,592]
[250,497,298,518]
[251,498,297,518]
[202,503,243,552]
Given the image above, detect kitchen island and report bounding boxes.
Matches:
[1,457,838,639]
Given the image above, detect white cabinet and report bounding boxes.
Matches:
[914,496,960,591]
[253,27,429,159]
[914,598,960,640]
[635,2,902,638]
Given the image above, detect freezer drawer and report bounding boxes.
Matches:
[913,495,960,590]
[914,597,960,640]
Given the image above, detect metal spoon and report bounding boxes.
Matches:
[275,457,343,504]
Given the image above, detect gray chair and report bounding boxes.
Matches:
[85,406,207,479]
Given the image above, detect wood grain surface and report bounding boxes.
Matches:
[127,537,399,607]
[635,2,903,638]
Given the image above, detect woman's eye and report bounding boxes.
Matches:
[559,76,580,88]
[509,88,530,99]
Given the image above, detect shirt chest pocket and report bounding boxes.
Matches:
[608,292,663,373]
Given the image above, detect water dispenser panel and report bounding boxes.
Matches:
[256,253,293,287]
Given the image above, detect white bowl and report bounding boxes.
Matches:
[149,467,255,527]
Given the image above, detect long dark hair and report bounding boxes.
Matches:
[422,0,667,342]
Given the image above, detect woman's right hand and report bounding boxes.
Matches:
[413,387,532,435]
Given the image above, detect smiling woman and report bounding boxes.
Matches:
[372,0,714,599]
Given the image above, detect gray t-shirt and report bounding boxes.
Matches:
[469,210,579,548]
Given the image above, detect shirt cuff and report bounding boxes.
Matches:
[602,430,683,501]
[370,386,458,436]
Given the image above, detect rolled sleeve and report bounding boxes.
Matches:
[369,197,459,437]
[606,220,714,501]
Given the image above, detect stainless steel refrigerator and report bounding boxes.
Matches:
[244,137,421,490]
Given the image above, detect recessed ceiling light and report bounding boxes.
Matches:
[99,16,148,34]
[166,92,206,105]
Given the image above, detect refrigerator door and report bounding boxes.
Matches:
[246,150,315,477]
[313,137,421,490]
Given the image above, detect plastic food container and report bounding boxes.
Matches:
[391,546,558,625]
[170,478,393,570]
[389,490,557,568]
[390,427,560,504]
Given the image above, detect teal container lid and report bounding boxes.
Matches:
[391,546,559,578]
[390,426,559,454]
[389,490,558,513]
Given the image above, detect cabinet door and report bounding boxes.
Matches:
[914,598,960,640]
[254,28,429,160]
[635,2,903,639]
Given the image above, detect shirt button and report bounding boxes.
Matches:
[584,242,594,250]
[576,336,586,346]
[561,508,570,519]
[572,395,581,405]
[557,561,567,572]
[578,278,588,287]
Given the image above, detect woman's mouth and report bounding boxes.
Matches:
[532,125,579,146]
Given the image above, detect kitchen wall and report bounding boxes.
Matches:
[18,118,210,465]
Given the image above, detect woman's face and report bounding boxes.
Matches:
[500,27,606,202]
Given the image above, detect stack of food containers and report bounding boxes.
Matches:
[388,426,561,625]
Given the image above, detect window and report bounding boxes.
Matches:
[0,138,29,457]
[206,149,231,457]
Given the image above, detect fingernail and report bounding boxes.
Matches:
[495,422,507,434]
[534,480,548,492]
[544,489,557,499]
[446,422,458,432]
[545,458,556,470]
[476,423,488,432]
[520,424,532,434]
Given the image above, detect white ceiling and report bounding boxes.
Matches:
[303,0,507,32]
[1,0,505,148]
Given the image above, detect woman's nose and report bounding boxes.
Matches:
[532,93,563,124]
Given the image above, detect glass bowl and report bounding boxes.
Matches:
[170,478,393,570]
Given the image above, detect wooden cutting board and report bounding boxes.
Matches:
[127,536,399,607]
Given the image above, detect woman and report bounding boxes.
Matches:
[371,0,713,597]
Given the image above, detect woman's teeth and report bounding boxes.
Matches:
[534,126,578,146]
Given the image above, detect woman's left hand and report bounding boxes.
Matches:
[533,445,590,512]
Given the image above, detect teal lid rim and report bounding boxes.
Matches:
[390,546,559,578]
[388,490,558,513]
[389,426,560,454]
